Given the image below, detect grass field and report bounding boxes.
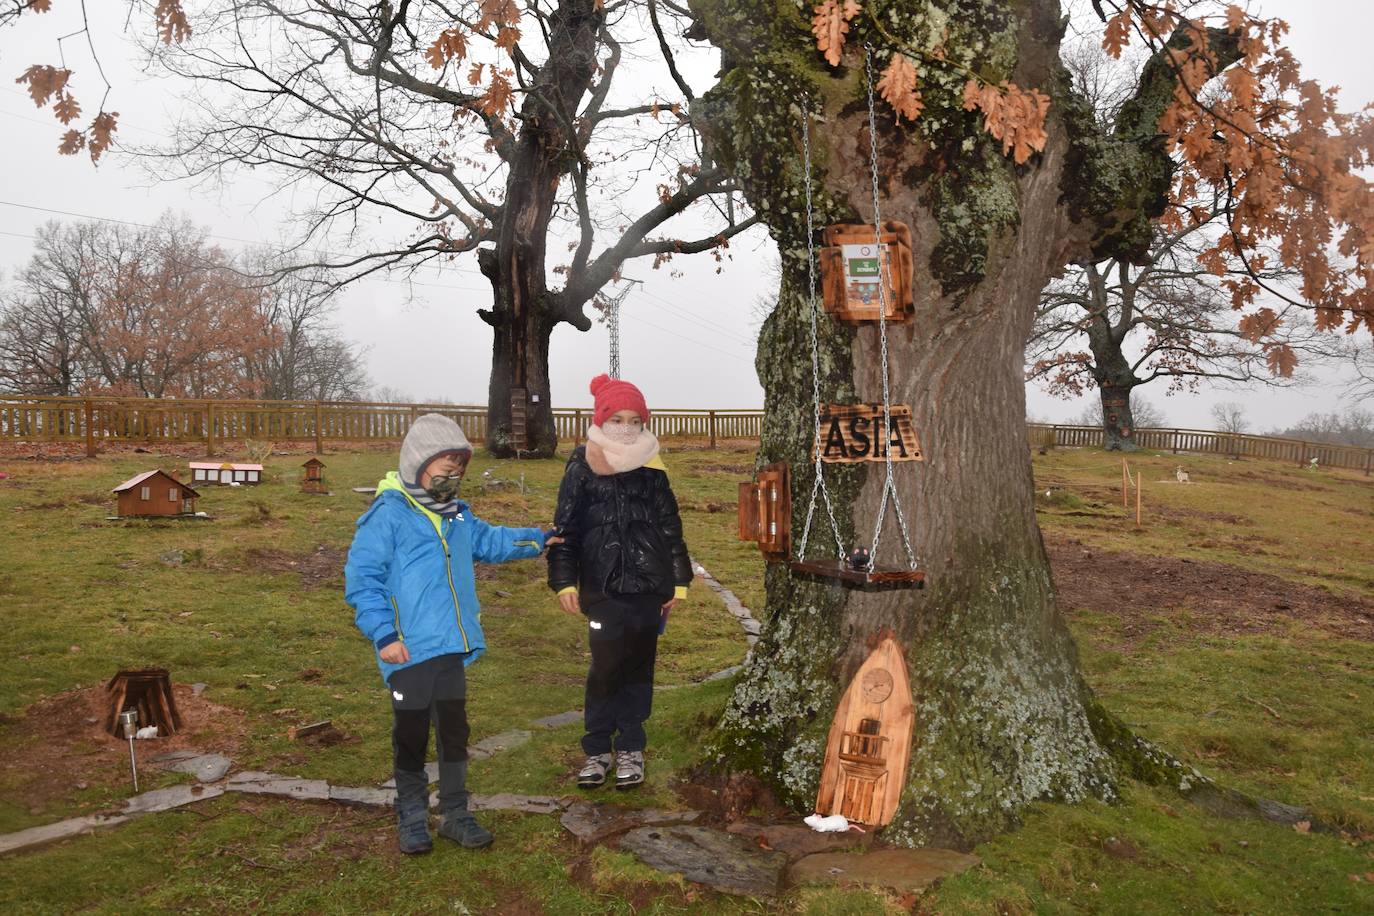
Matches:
[0,442,1371,913]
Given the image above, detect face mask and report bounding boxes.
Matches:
[424,474,462,502]
[603,423,642,445]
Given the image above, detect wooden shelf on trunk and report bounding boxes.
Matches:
[789,559,925,589]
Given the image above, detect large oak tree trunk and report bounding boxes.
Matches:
[692,0,1159,847]
[479,0,603,459]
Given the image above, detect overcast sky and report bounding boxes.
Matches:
[0,1,1369,430]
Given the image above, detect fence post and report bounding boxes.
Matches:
[1171,429,1179,454]
[206,403,216,457]
[1365,449,1371,477]
[314,401,323,455]
[83,399,95,458]
[573,409,583,446]
[709,410,717,449]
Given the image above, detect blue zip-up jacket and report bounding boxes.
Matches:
[344,472,546,682]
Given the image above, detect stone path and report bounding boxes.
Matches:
[619,824,788,898]
[787,847,982,893]
[1,562,771,874]
[693,560,760,649]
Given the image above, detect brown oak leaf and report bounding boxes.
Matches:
[877,54,923,122]
[424,29,468,70]
[811,0,860,68]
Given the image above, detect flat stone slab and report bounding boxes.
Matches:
[726,820,870,860]
[153,751,232,783]
[468,729,532,759]
[380,760,439,788]
[329,785,395,807]
[471,793,564,815]
[532,710,582,729]
[703,666,741,683]
[561,802,700,844]
[226,771,331,801]
[123,784,225,815]
[620,824,787,898]
[0,815,129,856]
[788,847,981,893]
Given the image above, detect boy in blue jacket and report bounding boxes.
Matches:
[345,414,552,855]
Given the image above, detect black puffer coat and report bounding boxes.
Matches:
[547,447,692,606]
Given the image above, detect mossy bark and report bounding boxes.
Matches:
[691,0,1201,847]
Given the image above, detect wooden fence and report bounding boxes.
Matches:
[0,396,764,456]
[2,396,1369,472]
[1027,423,1374,474]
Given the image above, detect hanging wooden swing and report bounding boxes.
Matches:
[818,221,914,323]
[776,56,925,591]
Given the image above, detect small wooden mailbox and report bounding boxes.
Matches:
[301,457,327,494]
[815,636,914,827]
[819,221,914,323]
[737,462,791,560]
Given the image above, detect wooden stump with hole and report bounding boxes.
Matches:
[815,637,914,827]
[105,668,182,738]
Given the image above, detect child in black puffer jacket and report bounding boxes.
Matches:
[548,374,692,790]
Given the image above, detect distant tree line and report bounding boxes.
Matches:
[0,214,368,400]
[1268,410,1374,449]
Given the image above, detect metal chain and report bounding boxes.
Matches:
[863,45,918,571]
[797,111,847,563]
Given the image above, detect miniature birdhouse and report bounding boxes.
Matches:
[301,457,327,494]
[814,636,914,827]
[112,470,199,518]
[737,462,791,560]
[818,221,914,323]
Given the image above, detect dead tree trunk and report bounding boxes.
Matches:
[693,0,1233,847]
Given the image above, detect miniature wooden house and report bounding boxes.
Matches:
[113,470,199,518]
[301,457,327,494]
[105,668,182,737]
[814,637,914,827]
[818,221,914,323]
[189,462,263,485]
[737,462,791,560]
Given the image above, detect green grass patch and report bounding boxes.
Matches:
[1,444,1371,912]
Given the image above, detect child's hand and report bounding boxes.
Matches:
[379,641,410,665]
[544,536,565,547]
[660,597,680,612]
[558,591,580,614]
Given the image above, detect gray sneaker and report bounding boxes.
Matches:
[614,751,644,790]
[577,753,613,789]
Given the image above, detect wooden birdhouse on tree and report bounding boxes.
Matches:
[301,457,327,494]
[818,221,914,323]
[737,462,791,560]
[815,636,914,827]
[112,470,199,518]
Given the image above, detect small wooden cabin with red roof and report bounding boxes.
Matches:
[113,470,199,518]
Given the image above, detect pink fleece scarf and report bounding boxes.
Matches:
[585,425,661,476]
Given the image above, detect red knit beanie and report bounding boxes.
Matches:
[590,373,650,426]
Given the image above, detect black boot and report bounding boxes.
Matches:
[393,767,432,854]
[436,760,492,849]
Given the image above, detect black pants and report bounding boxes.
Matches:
[389,654,469,773]
[582,595,663,756]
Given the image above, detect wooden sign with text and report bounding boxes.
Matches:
[816,404,923,463]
